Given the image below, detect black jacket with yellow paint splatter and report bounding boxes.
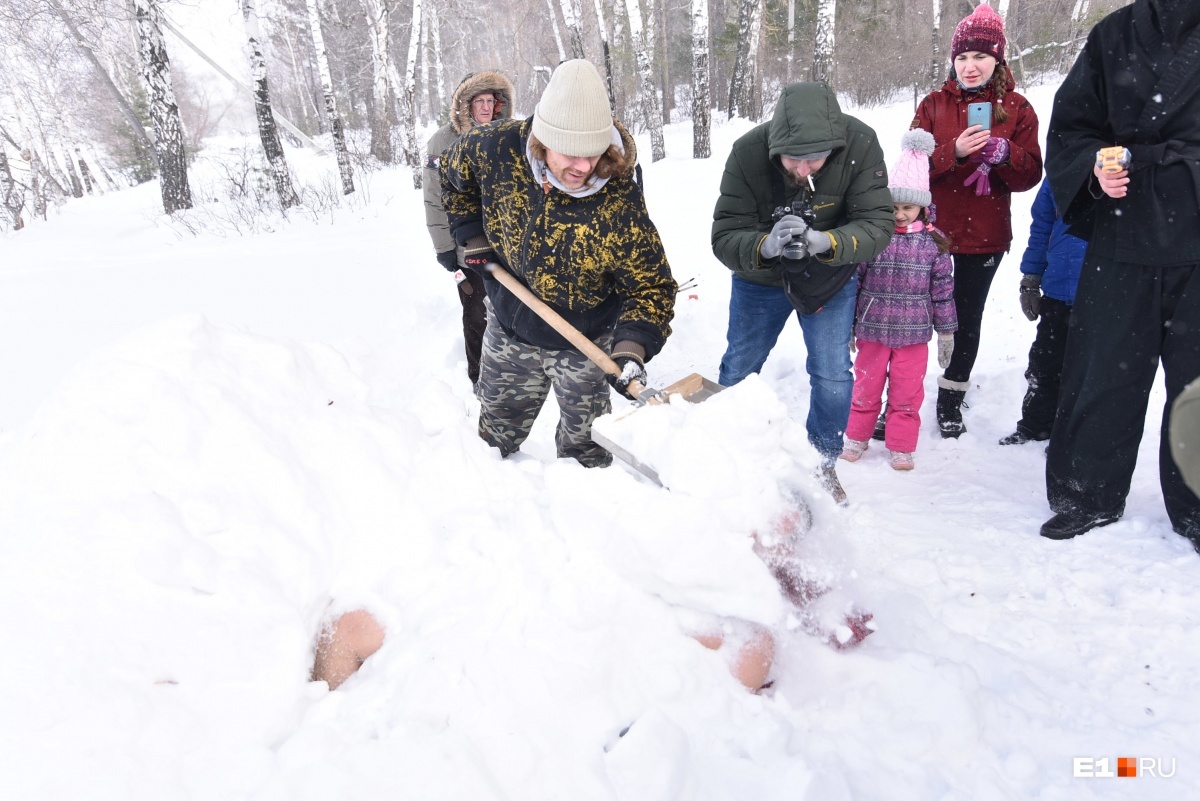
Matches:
[440,118,675,360]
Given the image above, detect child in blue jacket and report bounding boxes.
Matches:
[999,180,1088,445]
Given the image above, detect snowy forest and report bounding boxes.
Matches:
[1,0,1125,227]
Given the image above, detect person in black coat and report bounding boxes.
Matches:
[1041,0,1200,547]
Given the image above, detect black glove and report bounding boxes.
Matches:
[436,250,458,272]
[462,236,496,272]
[607,341,648,401]
[1019,274,1042,321]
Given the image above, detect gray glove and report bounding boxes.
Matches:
[937,333,954,369]
[1019,274,1042,321]
[804,228,833,256]
[760,215,808,260]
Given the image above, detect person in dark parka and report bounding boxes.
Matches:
[1041,0,1200,547]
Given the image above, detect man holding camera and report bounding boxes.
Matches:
[712,81,893,502]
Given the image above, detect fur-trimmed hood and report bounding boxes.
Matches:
[450,71,516,135]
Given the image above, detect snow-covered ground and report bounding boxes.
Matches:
[1,83,1196,800]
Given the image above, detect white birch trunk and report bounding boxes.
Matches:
[1066,0,1090,66]
[810,0,836,89]
[305,0,355,194]
[591,0,616,112]
[997,0,1011,24]
[242,0,300,209]
[930,0,942,90]
[0,148,24,229]
[728,0,762,120]
[399,0,423,189]
[786,0,796,82]
[546,0,567,63]
[691,0,710,159]
[132,0,193,213]
[363,0,395,163]
[623,0,665,161]
[428,2,445,108]
[558,0,586,59]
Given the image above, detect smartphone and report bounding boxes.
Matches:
[967,102,992,131]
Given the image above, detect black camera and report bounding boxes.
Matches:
[771,198,816,261]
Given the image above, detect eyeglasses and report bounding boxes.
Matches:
[471,97,497,107]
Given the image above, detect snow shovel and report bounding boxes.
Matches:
[484,263,723,484]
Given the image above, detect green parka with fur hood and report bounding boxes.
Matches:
[712,83,893,305]
[424,71,516,259]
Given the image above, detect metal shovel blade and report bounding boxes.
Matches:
[591,372,725,487]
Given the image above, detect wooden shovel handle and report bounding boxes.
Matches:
[484,263,648,396]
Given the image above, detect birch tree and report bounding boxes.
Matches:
[810,0,836,88]
[728,0,762,121]
[398,0,423,188]
[929,0,942,90]
[1064,0,1090,68]
[304,0,354,194]
[546,0,567,63]
[623,0,664,161]
[558,0,586,59]
[0,147,23,229]
[591,0,615,111]
[242,0,299,209]
[786,0,796,82]
[426,1,445,110]
[362,0,395,163]
[132,0,192,213]
[47,0,152,153]
[691,0,710,159]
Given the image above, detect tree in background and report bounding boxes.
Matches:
[304,0,354,194]
[624,0,665,161]
[727,0,762,120]
[810,0,835,88]
[132,0,192,213]
[242,0,300,209]
[691,0,710,159]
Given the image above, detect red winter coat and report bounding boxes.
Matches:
[912,74,1042,255]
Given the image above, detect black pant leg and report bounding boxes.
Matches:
[1047,255,1164,516]
[1157,263,1200,535]
[460,269,488,383]
[1017,297,1071,439]
[944,252,1004,383]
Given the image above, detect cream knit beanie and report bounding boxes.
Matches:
[532,60,614,158]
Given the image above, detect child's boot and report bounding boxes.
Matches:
[840,439,869,462]
[889,450,915,470]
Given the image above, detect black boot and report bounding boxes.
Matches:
[872,410,887,441]
[936,377,969,439]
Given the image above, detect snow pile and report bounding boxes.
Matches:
[0,82,1197,800]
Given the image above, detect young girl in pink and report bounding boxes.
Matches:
[841,130,957,470]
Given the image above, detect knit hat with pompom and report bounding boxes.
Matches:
[889,129,936,207]
[951,2,1007,64]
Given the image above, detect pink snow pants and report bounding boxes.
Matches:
[845,339,929,453]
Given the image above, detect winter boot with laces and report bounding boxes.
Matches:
[888,450,915,470]
[936,376,970,439]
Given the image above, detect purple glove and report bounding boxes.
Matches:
[963,138,1009,196]
[970,137,1010,166]
[964,163,994,196]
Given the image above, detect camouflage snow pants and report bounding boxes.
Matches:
[477,314,613,468]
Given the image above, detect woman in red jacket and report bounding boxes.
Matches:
[911,1,1042,438]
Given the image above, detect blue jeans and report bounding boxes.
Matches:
[719,275,857,461]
